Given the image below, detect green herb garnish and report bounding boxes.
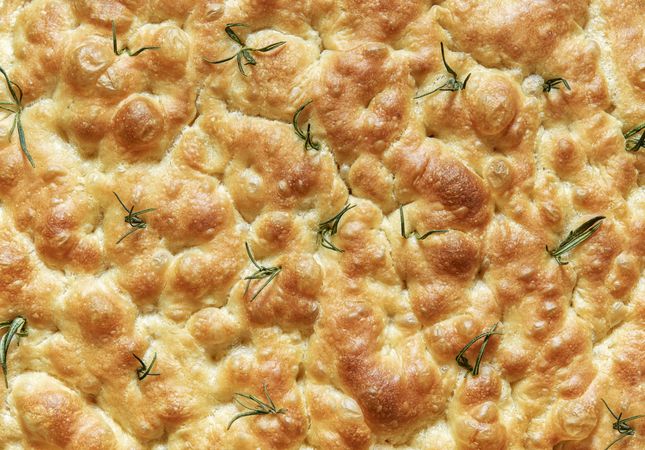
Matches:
[113,192,156,244]
[133,352,160,380]
[203,23,286,76]
[399,205,448,240]
[542,78,571,93]
[0,67,34,168]
[292,101,320,152]
[546,216,604,265]
[415,42,471,99]
[624,123,645,152]
[244,242,281,301]
[0,316,27,388]
[455,323,501,376]
[601,399,644,450]
[228,383,286,430]
[111,21,160,56]
[318,204,355,253]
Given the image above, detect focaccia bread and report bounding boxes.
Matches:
[0,0,643,449]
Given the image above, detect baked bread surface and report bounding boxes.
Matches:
[0,0,643,449]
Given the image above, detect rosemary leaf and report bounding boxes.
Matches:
[113,192,156,244]
[415,42,471,99]
[624,123,645,152]
[318,204,355,252]
[244,242,281,301]
[546,216,604,265]
[0,316,27,388]
[601,399,645,450]
[111,21,160,57]
[293,101,320,152]
[399,205,448,240]
[542,78,571,93]
[455,323,501,376]
[228,384,286,430]
[225,23,246,45]
[203,23,285,76]
[256,42,286,53]
[0,66,34,167]
[133,352,160,381]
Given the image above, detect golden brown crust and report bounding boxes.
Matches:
[0,1,643,449]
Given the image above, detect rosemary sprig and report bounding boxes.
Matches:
[399,205,448,240]
[415,42,471,99]
[455,323,501,376]
[0,316,27,388]
[228,384,286,430]
[244,242,281,301]
[113,192,156,244]
[546,216,604,265]
[0,66,34,168]
[292,101,320,152]
[203,23,286,76]
[133,352,160,380]
[601,399,645,450]
[111,21,160,56]
[624,123,645,152]
[318,204,355,252]
[542,78,571,93]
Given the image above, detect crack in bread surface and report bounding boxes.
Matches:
[0,0,643,449]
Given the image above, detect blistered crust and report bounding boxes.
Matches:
[316,43,413,162]
[10,373,128,449]
[0,0,642,449]
[598,0,645,126]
